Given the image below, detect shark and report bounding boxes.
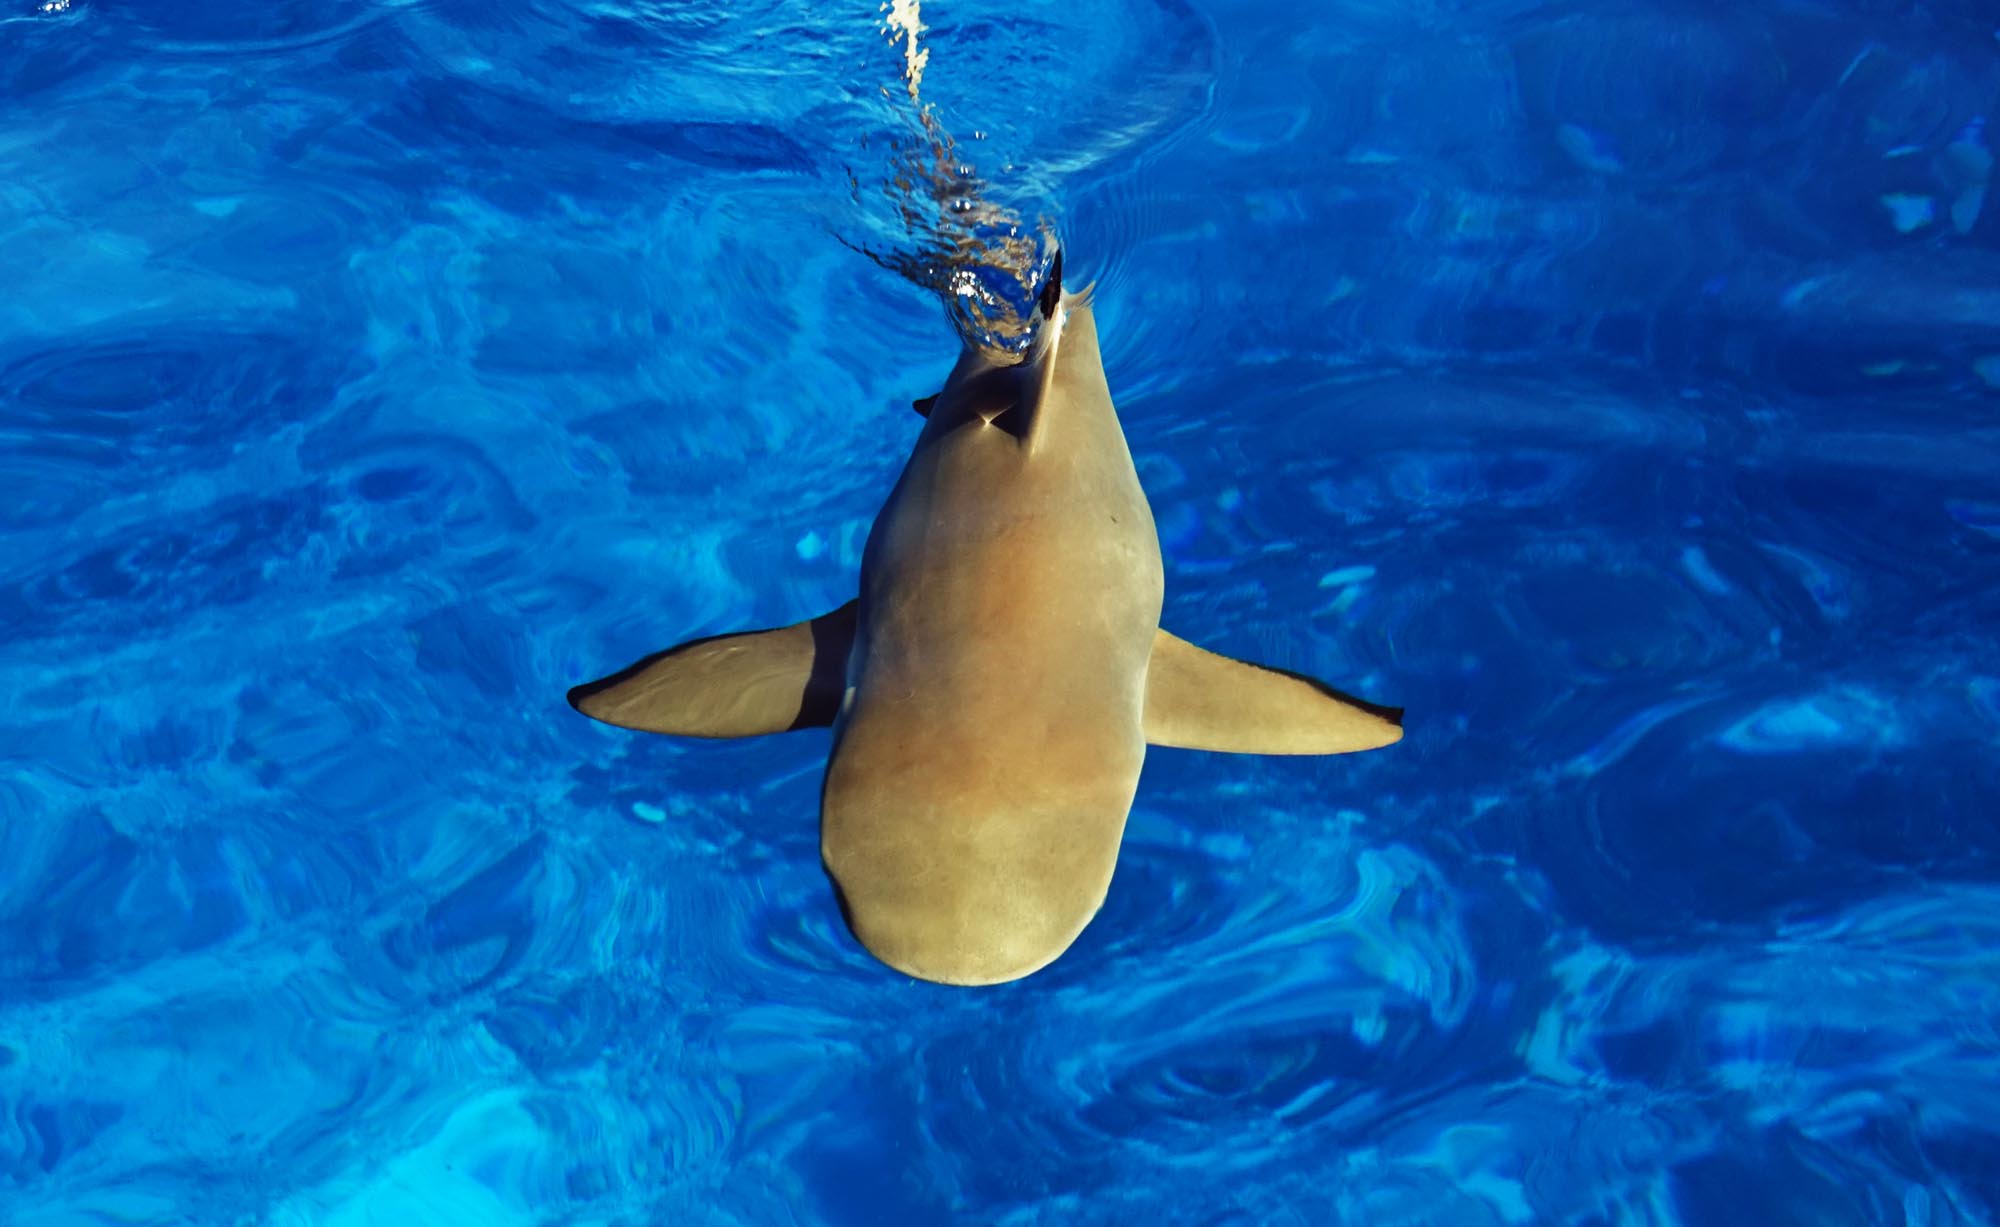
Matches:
[570,252,1403,985]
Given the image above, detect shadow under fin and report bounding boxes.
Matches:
[1143,628,1403,755]
[569,601,857,738]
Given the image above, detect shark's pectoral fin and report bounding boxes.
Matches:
[913,394,938,417]
[1143,628,1403,755]
[569,601,857,737]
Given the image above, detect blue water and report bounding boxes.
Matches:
[4,0,1999,1221]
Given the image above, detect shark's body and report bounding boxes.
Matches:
[572,263,1402,985]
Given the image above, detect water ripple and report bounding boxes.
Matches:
[6,0,2000,1221]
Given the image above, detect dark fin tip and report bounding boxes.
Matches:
[1038,247,1063,320]
[1272,662,1406,728]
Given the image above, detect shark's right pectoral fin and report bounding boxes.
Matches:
[569,601,857,738]
[1144,628,1403,755]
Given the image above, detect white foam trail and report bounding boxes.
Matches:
[882,0,928,103]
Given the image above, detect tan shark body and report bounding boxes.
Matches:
[571,264,1402,985]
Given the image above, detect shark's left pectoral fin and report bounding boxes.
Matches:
[569,601,856,738]
[1144,628,1403,755]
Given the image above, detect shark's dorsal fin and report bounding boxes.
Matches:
[570,602,857,737]
[1143,628,1403,755]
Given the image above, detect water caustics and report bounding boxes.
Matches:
[1,0,1998,1222]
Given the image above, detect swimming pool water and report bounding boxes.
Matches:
[3,0,1998,1222]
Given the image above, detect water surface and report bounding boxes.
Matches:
[3,0,1998,1223]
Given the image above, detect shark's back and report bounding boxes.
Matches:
[820,302,1165,985]
[566,288,1404,988]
